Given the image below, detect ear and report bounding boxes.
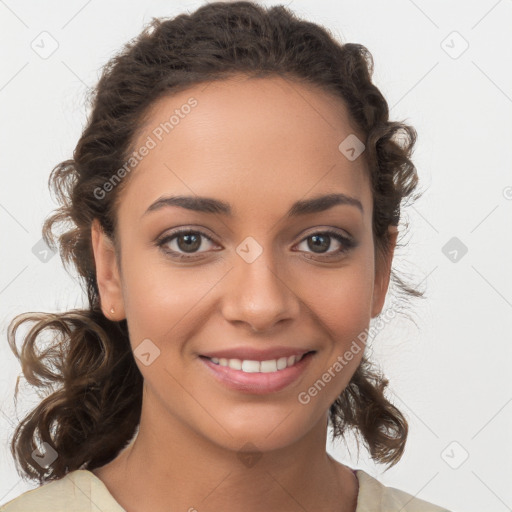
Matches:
[371,226,398,318]
[91,218,125,320]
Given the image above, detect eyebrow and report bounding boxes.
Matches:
[142,192,364,219]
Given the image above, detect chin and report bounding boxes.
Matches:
[192,406,326,455]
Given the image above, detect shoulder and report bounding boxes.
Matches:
[1,467,451,512]
[355,469,451,512]
[0,470,125,512]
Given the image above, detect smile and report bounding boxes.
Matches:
[199,351,316,394]
[207,353,307,373]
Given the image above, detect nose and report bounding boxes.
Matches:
[221,251,301,333]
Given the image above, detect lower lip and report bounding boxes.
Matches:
[199,352,315,394]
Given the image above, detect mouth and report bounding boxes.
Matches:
[198,350,316,394]
[203,351,313,372]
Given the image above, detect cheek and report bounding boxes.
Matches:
[297,255,375,396]
[120,250,219,350]
[302,255,375,339]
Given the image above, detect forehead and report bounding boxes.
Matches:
[119,75,372,222]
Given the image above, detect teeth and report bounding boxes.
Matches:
[208,353,306,373]
[241,360,260,373]
[260,359,277,372]
[228,359,242,370]
[276,356,288,370]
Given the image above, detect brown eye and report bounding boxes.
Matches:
[157,229,217,260]
[296,230,356,259]
[307,234,331,253]
[176,232,202,252]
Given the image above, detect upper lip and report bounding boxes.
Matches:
[200,346,313,361]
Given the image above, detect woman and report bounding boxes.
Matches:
[2,2,451,511]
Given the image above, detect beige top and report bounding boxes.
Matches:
[0,468,450,511]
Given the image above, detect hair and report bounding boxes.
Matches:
[7,1,422,485]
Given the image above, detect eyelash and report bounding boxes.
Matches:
[156,227,356,262]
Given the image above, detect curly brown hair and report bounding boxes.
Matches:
[7,0,421,485]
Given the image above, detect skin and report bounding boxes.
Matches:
[90,74,397,512]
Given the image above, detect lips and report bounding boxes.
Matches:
[197,344,316,394]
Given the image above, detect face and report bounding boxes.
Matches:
[92,75,396,454]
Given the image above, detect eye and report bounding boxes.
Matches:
[295,229,356,260]
[156,227,356,262]
[157,229,218,260]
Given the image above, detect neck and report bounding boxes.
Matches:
[93,388,358,512]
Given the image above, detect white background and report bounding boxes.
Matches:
[1,1,511,511]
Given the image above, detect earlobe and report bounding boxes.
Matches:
[91,218,125,320]
[371,226,398,318]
